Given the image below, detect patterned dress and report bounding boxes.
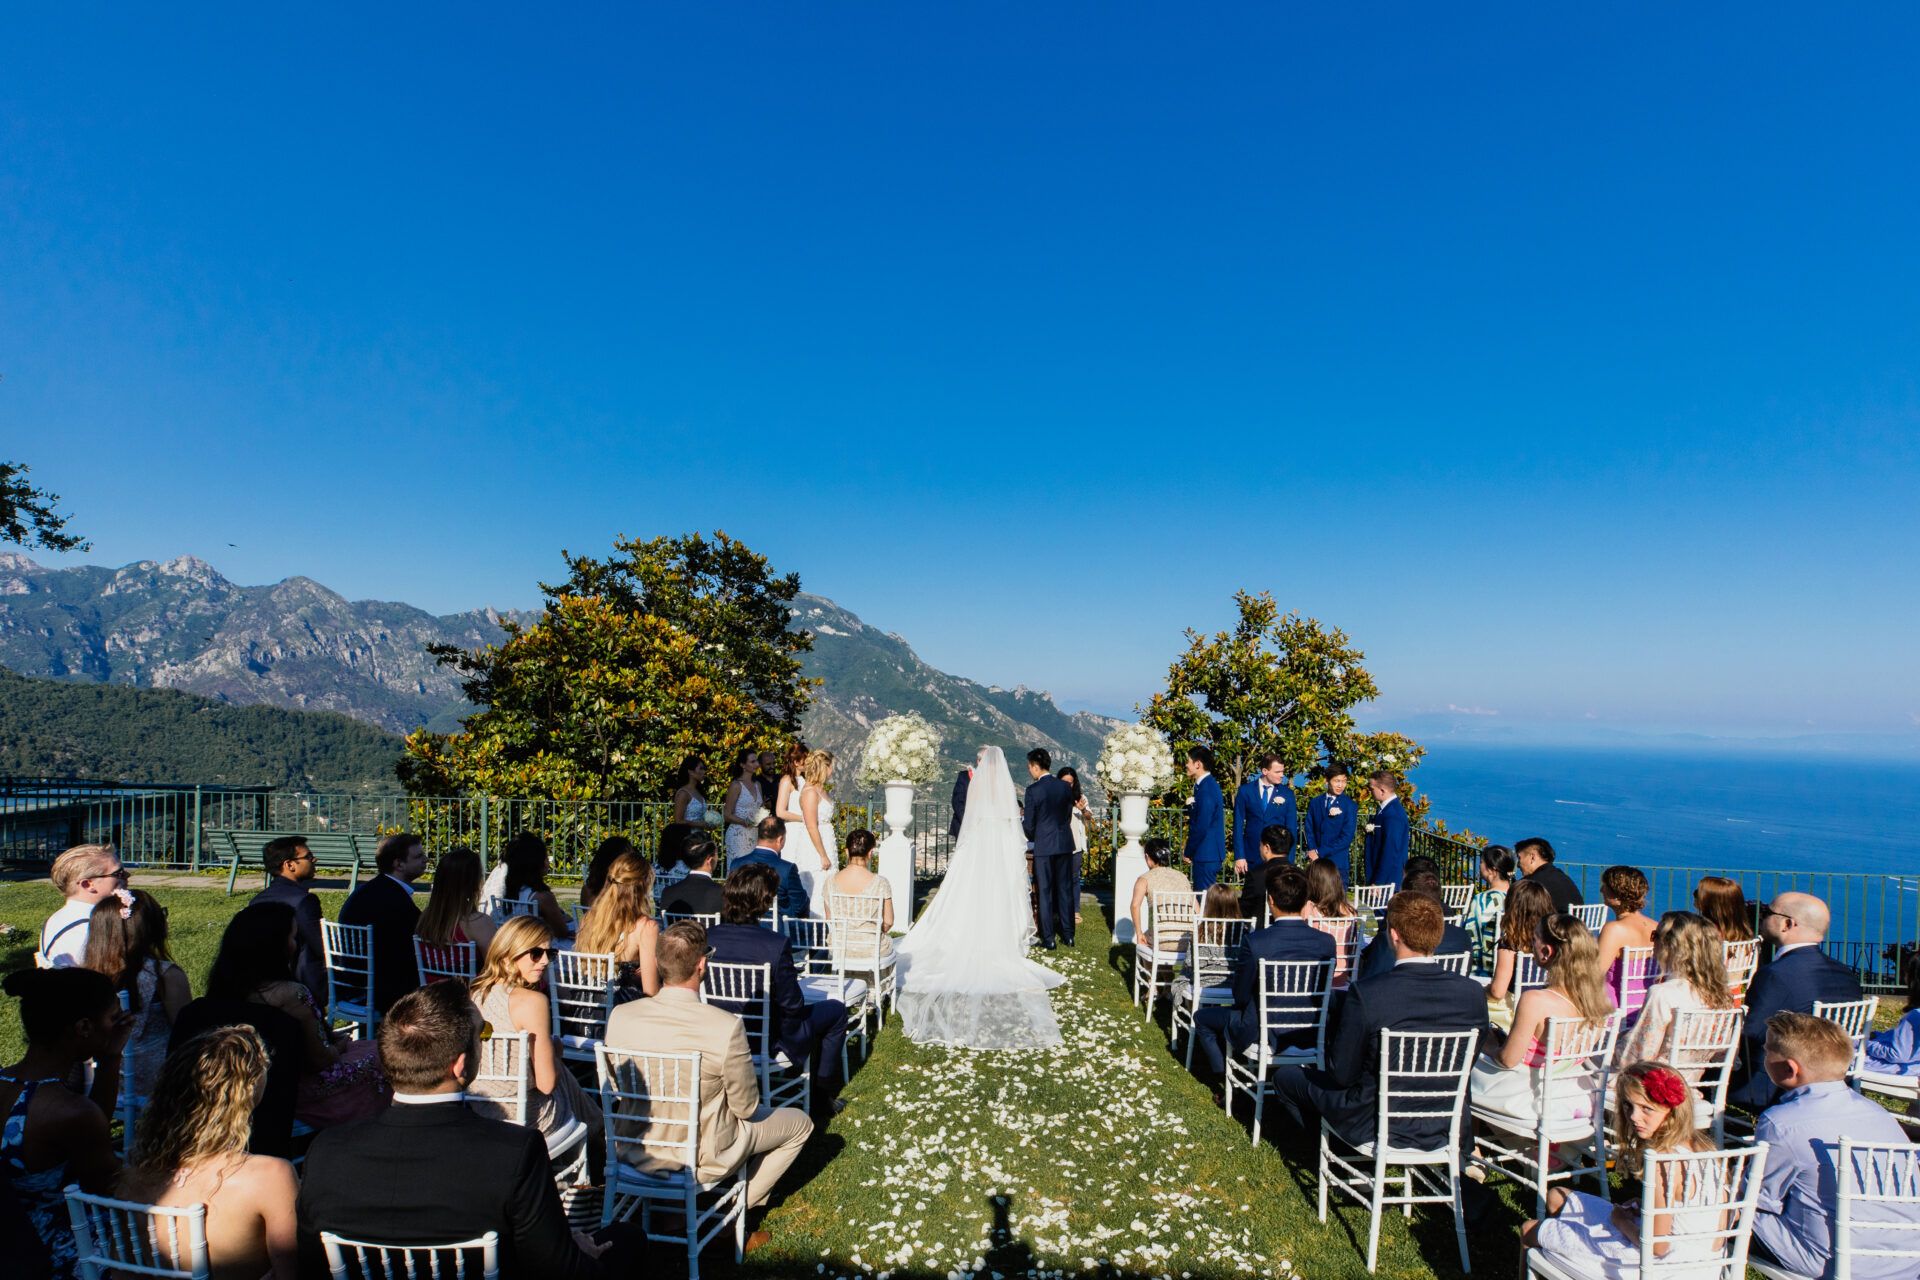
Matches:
[1,1075,77,1280]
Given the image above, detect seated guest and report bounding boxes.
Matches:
[1514,837,1584,914]
[1864,958,1920,1077]
[414,845,497,978]
[578,835,638,913]
[660,831,725,917]
[1237,824,1293,921]
[1271,892,1491,1153]
[337,832,426,1012]
[575,852,662,997]
[1354,868,1470,983]
[250,836,328,1000]
[652,822,699,897]
[1594,865,1657,1009]
[708,863,846,1114]
[36,843,127,968]
[1130,837,1194,948]
[603,922,813,1253]
[116,1027,298,1280]
[1613,911,1739,1071]
[1520,1061,1722,1276]
[1731,891,1862,1110]
[1470,913,1615,1128]
[1463,845,1515,977]
[0,967,132,1280]
[465,917,601,1142]
[729,817,811,921]
[1485,879,1557,1032]
[1693,875,1756,946]
[80,888,190,1102]
[1300,858,1361,988]
[207,902,388,1129]
[495,833,575,940]
[822,828,894,963]
[168,997,303,1159]
[1749,1012,1919,1280]
[297,981,623,1280]
[1192,867,1335,1089]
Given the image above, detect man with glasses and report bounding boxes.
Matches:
[1731,890,1863,1109]
[36,842,127,967]
[253,835,329,1001]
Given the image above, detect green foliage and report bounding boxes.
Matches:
[0,667,402,788]
[0,461,89,552]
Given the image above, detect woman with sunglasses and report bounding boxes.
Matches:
[466,917,601,1142]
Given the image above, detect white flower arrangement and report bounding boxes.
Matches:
[857,712,945,789]
[1095,723,1176,796]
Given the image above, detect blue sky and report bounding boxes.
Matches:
[5,6,1917,735]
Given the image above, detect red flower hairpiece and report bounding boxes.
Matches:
[1642,1067,1688,1109]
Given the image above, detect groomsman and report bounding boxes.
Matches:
[949,765,973,838]
[1304,762,1359,880]
[1362,770,1410,889]
[1232,754,1296,877]
[1184,746,1227,893]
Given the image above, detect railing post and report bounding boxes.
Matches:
[480,796,492,870]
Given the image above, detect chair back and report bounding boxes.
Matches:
[468,1029,532,1128]
[1668,1007,1745,1113]
[701,961,777,1065]
[1442,883,1474,910]
[659,910,720,930]
[1255,958,1335,1063]
[1513,951,1550,994]
[1350,884,1394,914]
[319,920,375,1021]
[1628,1144,1768,1280]
[1723,939,1759,998]
[1572,903,1610,931]
[1373,1028,1478,1153]
[319,1230,499,1280]
[828,895,889,970]
[487,895,541,923]
[1188,918,1253,989]
[1306,916,1360,989]
[1431,951,1472,976]
[782,918,833,976]
[1813,996,1879,1081]
[64,1186,210,1280]
[1536,1013,1622,1119]
[755,906,783,932]
[1616,945,1658,1016]
[1835,1138,1920,1280]
[1147,891,1198,950]
[593,1044,701,1178]
[548,950,619,1048]
[412,937,477,986]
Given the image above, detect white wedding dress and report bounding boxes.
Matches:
[893,746,1065,1050]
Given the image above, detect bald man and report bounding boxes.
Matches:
[1731,890,1863,1110]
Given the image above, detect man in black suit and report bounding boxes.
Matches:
[1353,868,1472,982]
[1514,837,1584,914]
[708,863,846,1115]
[336,832,426,1013]
[297,980,628,1280]
[1730,891,1864,1109]
[1021,748,1076,949]
[660,834,723,916]
[1271,891,1491,1155]
[251,836,328,1001]
[1237,825,1294,921]
[949,765,972,838]
[1194,866,1336,1087]
[727,817,811,920]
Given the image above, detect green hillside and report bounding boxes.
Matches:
[0,666,404,789]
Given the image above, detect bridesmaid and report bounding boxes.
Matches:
[670,755,717,829]
[787,750,839,916]
[720,749,762,869]
[773,742,810,834]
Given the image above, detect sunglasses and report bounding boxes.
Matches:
[1757,905,1795,927]
[517,947,559,963]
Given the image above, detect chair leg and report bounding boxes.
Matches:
[1365,1161,1384,1273]
[1317,1134,1330,1222]
[1182,1017,1198,1070]
[1250,1077,1265,1147]
[685,1189,701,1280]
[1451,1163,1472,1273]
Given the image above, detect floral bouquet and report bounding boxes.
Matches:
[1095,723,1176,795]
[856,712,945,789]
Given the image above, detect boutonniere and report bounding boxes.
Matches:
[1365,822,1378,833]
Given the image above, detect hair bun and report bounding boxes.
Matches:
[3,969,47,998]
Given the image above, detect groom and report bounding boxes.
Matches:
[1022,747,1076,950]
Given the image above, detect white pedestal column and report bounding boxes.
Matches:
[881,781,916,934]
[1109,791,1151,945]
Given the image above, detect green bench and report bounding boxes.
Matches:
[209,829,376,896]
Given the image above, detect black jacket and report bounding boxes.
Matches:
[1354,920,1472,983]
[336,875,422,1013]
[1523,863,1584,915]
[1022,773,1075,858]
[949,769,972,837]
[661,872,723,916]
[252,875,328,1002]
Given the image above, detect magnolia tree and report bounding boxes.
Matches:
[856,712,945,788]
[1095,723,1177,796]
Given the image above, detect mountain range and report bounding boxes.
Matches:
[0,554,1122,790]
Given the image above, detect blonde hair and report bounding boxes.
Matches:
[471,916,553,1004]
[575,853,654,955]
[1539,913,1613,1028]
[51,844,118,896]
[124,1026,266,1189]
[1653,912,1735,1010]
[802,749,835,788]
[1765,1010,1855,1078]
[1614,1061,1713,1172]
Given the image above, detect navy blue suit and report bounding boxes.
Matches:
[707,921,846,1086]
[730,845,810,920]
[1363,797,1410,889]
[1194,919,1338,1076]
[1305,791,1359,879]
[1185,773,1228,893]
[252,875,329,1002]
[336,874,421,1013]
[1023,772,1076,948]
[1356,920,1471,983]
[949,769,971,838]
[1233,780,1296,870]
[1731,944,1864,1109]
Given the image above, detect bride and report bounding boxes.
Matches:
[893,745,1065,1050]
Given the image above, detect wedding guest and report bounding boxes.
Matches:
[1464,845,1516,977]
[574,852,661,997]
[1239,824,1294,921]
[1520,1062,1722,1276]
[1355,869,1471,982]
[823,828,894,957]
[1362,770,1409,889]
[603,922,813,1254]
[1749,1011,1920,1279]
[671,754,718,829]
[1863,955,1920,1077]
[250,836,327,999]
[1514,838,1584,914]
[731,817,811,920]
[1470,913,1614,1127]
[1131,837,1194,948]
[117,1027,298,1280]
[653,822,697,895]
[721,749,765,868]
[1304,763,1359,878]
[1301,857,1362,988]
[80,888,189,1101]
[708,863,847,1114]
[414,845,496,979]
[1596,865,1658,1010]
[0,967,133,1280]
[467,917,601,1142]
[1183,746,1227,893]
[208,902,388,1128]
[786,750,839,916]
[36,843,127,968]
[298,980,622,1280]
[756,749,783,814]
[1732,891,1862,1110]
[1192,867,1333,1092]
[1693,875,1756,944]
[1613,912,1738,1070]
[661,831,725,916]
[578,835,637,912]
[949,761,973,838]
[1486,879,1558,1031]
[166,996,303,1159]
[1059,765,1090,928]
[494,833,574,940]
[337,832,425,1012]
[1232,754,1295,879]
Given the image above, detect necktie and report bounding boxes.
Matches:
[1261,785,1271,805]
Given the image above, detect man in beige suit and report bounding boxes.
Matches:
[603,921,812,1253]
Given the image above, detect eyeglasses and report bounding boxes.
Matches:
[518,947,559,963]
[1757,905,1795,927]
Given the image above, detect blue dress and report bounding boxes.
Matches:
[1,1075,77,1280]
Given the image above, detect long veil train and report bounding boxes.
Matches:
[892,746,1065,1050]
